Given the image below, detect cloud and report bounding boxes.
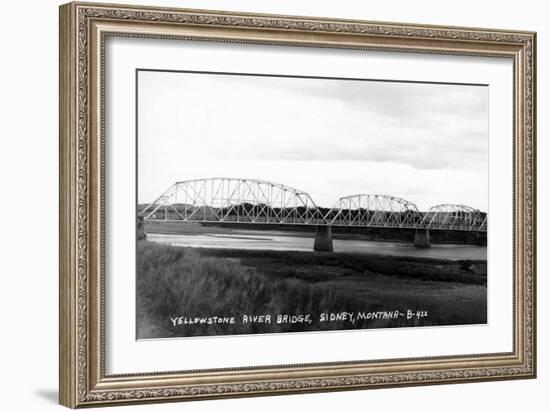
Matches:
[138,71,488,209]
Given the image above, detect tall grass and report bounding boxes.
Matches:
[137,242,363,338]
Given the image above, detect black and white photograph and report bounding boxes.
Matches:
[135,69,488,339]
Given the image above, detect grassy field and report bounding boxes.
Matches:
[136,241,486,339]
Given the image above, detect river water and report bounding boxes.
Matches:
[147,231,486,261]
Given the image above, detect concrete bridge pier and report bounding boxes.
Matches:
[476,231,487,246]
[414,228,431,249]
[137,215,147,241]
[314,225,333,252]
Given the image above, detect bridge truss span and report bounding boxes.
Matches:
[326,194,422,228]
[420,204,487,231]
[139,178,327,225]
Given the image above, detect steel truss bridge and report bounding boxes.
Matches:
[139,178,487,251]
[139,178,487,232]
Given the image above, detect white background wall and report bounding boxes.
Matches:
[0,0,546,409]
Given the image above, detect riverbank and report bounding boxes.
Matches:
[137,241,487,339]
[144,220,486,245]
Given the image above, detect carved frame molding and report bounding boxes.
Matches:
[59,2,536,408]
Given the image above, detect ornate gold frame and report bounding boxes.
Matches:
[59,2,537,408]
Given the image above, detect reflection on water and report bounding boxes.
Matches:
[147,232,486,261]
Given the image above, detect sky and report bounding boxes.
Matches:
[137,70,488,211]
